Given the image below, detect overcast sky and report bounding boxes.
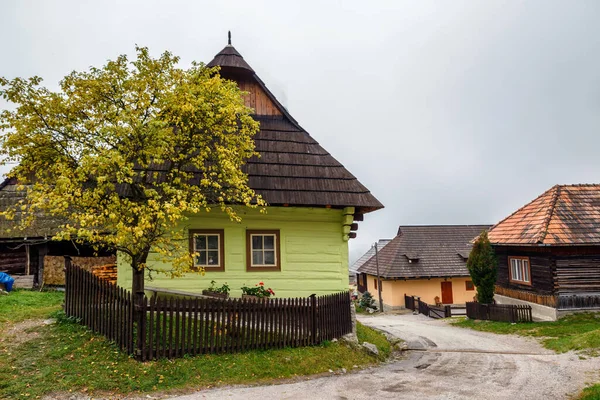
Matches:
[2,0,600,263]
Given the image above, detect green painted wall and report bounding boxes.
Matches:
[117,206,351,298]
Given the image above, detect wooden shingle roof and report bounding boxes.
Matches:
[350,239,392,275]
[488,184,600,246]
[357,225,490,279]
[207,40,383,214]
[0,179,62,240]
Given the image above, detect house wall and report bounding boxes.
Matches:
[365,274,476,307]
[117,206,350,298]
[495,246,554,295]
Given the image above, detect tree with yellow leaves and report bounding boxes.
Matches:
[0,47,264,296]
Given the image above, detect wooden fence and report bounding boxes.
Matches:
[495,285,557,308]
[404,294,451,319]
[466,302,532,323]
[64,261,353,360]
[557,294,600,310]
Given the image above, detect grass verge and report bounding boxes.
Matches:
[579,384,600,400]
[0,290,390,399]
[450,313,600,354]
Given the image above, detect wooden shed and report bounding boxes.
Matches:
[0,178,115,287]
[488,184,600,318]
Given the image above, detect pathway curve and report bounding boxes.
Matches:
[171,313,600,400]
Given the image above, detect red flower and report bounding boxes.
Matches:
[268,288,275,295]
[259,281,264,286]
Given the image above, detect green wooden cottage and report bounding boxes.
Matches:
[117,36,383,297]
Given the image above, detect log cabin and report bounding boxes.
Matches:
[116,33,384,297]
[488,184,600,320]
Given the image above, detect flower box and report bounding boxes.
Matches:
[202,290,229,299]
[242,294,268,301]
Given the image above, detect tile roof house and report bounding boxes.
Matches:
[117,35,383,297]
[356,225,489,308]
[488,184,600,319]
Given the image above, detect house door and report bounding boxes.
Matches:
[441,282,453,304]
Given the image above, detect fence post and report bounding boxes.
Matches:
[310,294,317,344]
[63,256,72,314]
[445,305,451,318]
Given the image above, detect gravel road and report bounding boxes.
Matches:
[172,313,600,400]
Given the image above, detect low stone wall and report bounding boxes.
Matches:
[494,294,557,321]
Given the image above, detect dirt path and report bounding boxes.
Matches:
[172,313,600,400]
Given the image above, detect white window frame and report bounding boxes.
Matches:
[509,256,531,285]
[250,233,277,267]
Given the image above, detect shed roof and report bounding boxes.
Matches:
[487,184,600,246]
[0,179,61,240]
[357,225,490,279]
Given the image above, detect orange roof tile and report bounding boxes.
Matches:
[488,184,600,245]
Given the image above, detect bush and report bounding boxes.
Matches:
[359,291,377,310]
[467,231,497,304]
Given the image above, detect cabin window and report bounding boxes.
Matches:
[374,278,382,292]
[189,229,225,271]
[509,256,531,285]
[465,280,475,291]
[246,230,281,271]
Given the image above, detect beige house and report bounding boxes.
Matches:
[356,225,489,309]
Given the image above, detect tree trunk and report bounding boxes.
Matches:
[132,252,148,360]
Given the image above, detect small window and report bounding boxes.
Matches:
[465,280,475,291]
[246,230,281,271]
[189,229,224,271]
[509,256,531,285]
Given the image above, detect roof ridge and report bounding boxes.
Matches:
[398,224,491,227]
[556,183,600,187]
[535,185,561,244]
[487,185,559,235]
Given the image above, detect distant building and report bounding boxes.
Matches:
[350,239,392,285]
[489,184,600,320]
[357,225,489,309]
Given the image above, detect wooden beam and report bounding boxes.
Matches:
[353,213,364,222]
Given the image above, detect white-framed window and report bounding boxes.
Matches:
[509,256,531,285]
[190,229,224,271]
[246,230,280,271]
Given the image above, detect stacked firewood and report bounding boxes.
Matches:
[92,264,117,285]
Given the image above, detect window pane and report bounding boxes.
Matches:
[195,235,207,251]
[511,260,517,280]
[207,250,219,265]
[517,260,522,281]
[264,250,275,265]
[263,235,275,250]
[252,235,263,250]
[198,250,207,266]
[207,235,219,250]
[252,250,263,265]
[523,260,530,282]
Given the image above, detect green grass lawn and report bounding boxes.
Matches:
[0,290,390,399]
[451,313,600,354]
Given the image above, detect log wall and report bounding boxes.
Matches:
[555,255,600,294]
[0,245,26,274]
[495,247,555,295]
